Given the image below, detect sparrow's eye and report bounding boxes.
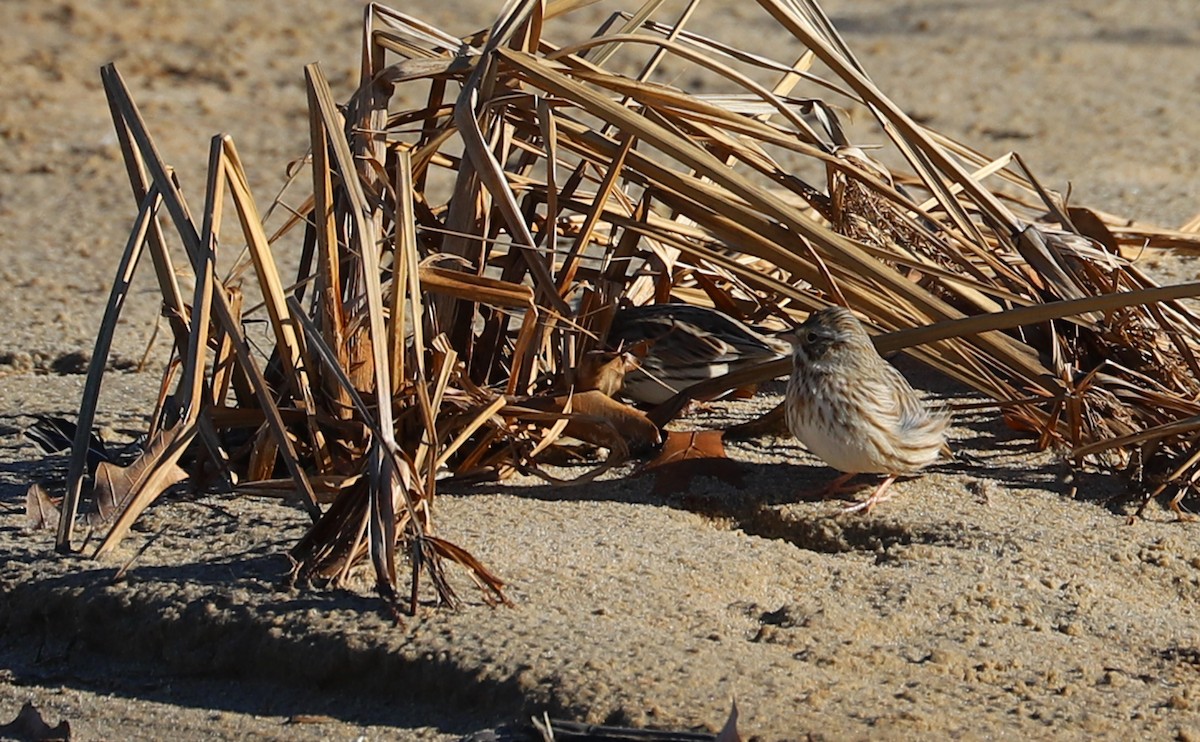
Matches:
[806,332,819,344]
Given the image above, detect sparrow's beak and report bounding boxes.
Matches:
[780,327,804,348]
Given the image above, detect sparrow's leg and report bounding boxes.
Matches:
[797,471,858,501]
[842,474,898,514]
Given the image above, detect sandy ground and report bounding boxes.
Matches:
[2,0,1200,739]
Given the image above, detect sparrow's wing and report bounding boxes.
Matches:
[880,363,950,436]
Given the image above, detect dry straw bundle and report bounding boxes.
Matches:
[47,0,1200,610]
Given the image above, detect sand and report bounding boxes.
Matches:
[2,0,1200,739]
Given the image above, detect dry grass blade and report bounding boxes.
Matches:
[389,149,418,389]
[286,297,502,606]
[57,188,159,552]
[100,64,320,518]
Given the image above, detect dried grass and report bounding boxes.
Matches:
[47,0,1200,609]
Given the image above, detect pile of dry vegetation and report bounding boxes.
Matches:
[36,0,1200,610]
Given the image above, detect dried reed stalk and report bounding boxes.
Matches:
[49,0,1200,609]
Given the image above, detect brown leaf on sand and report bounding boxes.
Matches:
[0,701,71,741]
[648,429,729,466]
[25,483,60,530]
[643,429,746,495]
[522,390,662,455]
[90,422,195,557]
[90,428,189,525]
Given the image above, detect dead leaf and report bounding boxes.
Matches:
[25,483,60,531]
[426,535,509,606]
[575,349,640,397]
[90,426,189,525]
[645,429,729,467]
[91,421,196,557]
[520,390,661,454]
[1067,206,1119,252]
[642,429,746,495]
[246,425,280,484]
[0,702,71,741]
[1000,408,1044,435]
